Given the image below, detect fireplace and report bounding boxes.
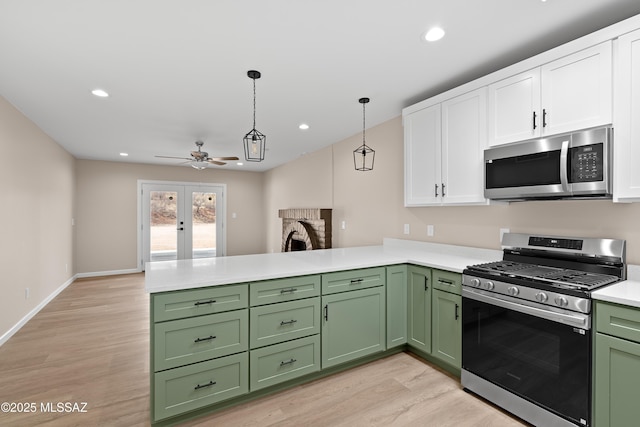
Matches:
[279,208,332,252]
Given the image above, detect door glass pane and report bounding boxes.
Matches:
[192,192,216,259]
[150,191,178,261]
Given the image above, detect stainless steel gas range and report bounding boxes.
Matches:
[461,233,626,427]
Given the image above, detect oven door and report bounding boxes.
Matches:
[462,288,591,426]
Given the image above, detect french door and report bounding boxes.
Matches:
[141,182,225,267]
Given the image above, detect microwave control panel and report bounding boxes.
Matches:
[570,143,604,183]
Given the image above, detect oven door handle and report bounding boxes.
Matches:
[462,288,590,330]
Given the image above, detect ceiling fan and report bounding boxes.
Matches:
[155,141,239,169]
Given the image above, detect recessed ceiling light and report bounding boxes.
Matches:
[299,123,310,130]
[119,152,129,157]
[423,27,445,42]
[91,88,109,97]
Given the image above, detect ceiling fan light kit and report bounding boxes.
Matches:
[353,97,375,172]
[243,70,266,162]
[155,140,239,169]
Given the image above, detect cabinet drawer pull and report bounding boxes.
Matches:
[280,358,297,367]
[350,278,364,284]
[455,304,460,320]
[194,380,217,390]
[438,279,454,285]
[194,299,216,306]
[280,288,298,294]
[280,319,298,326]
[194,335,217,343]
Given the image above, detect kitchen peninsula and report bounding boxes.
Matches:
[145,238,499,425]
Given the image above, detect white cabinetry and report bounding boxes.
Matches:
[488,42,612,146]
[614,28,640,201]
[404,88,488,207]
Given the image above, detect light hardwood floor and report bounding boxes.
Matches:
[0,273,527,427]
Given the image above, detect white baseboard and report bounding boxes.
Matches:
[0,274,78,347]
[75,268,141,279]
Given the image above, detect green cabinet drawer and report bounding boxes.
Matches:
[249,335,320,391]
[153,284,248,323]
[432,269,462,295]
[250,298,320,349]
[596,301,640,343]
[250,275,320,306]
[154,309,248,372]
[153,352,248,421]
[321,267,386,295]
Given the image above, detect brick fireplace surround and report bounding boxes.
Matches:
[278,208,332,252]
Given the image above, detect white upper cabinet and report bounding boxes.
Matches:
[404,88,488,207]
[488,42,612,146]
[614,28,640,202]
[404,103,441,206]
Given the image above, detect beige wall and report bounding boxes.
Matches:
[75,160,265,274]
[265,116,640,265]
[0,96,76,338]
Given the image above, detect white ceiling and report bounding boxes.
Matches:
[2,1,640,172]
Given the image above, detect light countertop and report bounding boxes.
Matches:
[592,265,640,308]
[145,238,501,293]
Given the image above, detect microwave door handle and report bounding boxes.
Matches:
[560,139,570,193]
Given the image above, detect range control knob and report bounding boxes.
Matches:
[555,296,569,307]
[535,292,549,303]
[470,278,481,287]
[485,281,495,291]
[507,286,519,296]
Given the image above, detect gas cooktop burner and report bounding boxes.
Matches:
[467,260,620,290]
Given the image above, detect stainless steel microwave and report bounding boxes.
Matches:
[484,126,612,201]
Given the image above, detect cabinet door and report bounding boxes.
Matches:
[386,265,407,348]
[488,69,541,146]
[321,286,386,369]
[441,88,488,205]
[614,28,640,201]
[594,333,640,427]
[404,104,441,206]
[541,42,612,136]
[407,265,431,353]
[431,290,461,369]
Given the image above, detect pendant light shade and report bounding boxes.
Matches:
[353,97,375,171]
[243,70,266,162]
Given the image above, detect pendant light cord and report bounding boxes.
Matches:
[362,101,366,146]
[253,78,257,130]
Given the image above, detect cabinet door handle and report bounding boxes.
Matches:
[543,109,548,127]
[455,304,460,320]
[194,335,216,343]
[435,184,439,197]
[194,299,216,306]
[194,380,216,390]
[324,304,329,321]
[280,288,298,294]
[424,276,429,291]
[442,183,446,197]
[532,111,537,130]
[280,319,298,326]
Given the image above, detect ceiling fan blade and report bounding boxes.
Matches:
[210,156,240,161]
[155,155,192,160]
[207,159,226,166]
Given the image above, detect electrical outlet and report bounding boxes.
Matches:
[25,288,30,299]
[66,263,68,273]
[427,225,434,237]
[403,224,410,235]
[341,221,346,230]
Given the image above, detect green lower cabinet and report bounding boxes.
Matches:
[153,352,248,421]
[249,335,320,391]
[321,286,386,369]
[386,265,408,348]
[594,332,640,427]
[407,265,432,353]
[431,289,461,368]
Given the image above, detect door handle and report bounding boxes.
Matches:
[177,227,184,231]
[442,183,446,197]
[455,304,459,320]
[435,184,439,197]
[532,111,537,130]
[424,276,429,291]
[542,108,548,127]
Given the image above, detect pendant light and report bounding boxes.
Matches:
[243,70,266,162]
[353,97,375,171]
